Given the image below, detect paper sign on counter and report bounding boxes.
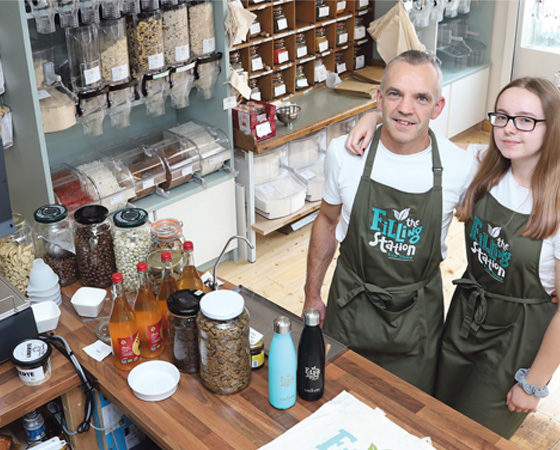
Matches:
[83,340,112,362]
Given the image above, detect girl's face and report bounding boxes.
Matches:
[493,87,546,168]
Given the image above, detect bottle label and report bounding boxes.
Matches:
[280,374,295,388]
[114,332,141,365]
[146,320,163,353]
[251,351,264,368]
[25,423,46,442]
[305,365,322,381]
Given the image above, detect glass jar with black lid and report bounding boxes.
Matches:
[272,6,288,33]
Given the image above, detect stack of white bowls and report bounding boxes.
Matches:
[26,258,62,305]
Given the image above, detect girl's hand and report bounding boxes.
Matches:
[345,111,380,156]
[506,383,540,413]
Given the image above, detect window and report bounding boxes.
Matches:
[521,0,560,53]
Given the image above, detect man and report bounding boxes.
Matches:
[303,50,476,394]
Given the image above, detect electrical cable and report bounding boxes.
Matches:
[39,333,95,435]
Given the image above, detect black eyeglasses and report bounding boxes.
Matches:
[488,112,546,132]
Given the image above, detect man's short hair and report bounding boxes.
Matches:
[380,50,443,99]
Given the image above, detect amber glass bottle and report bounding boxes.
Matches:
[156,251,177,340]
[109,272,141,371]
[177,241,205,291]
[135,262,165,358]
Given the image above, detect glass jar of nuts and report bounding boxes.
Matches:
[150,218,184,253]
[0,214,35,293]
[197,290,251,394]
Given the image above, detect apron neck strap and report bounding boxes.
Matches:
[363,126,443,190]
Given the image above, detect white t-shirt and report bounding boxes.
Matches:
[323,133,477,258]
[488,167,560,294]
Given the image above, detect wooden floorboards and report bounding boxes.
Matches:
[220,125,560,447]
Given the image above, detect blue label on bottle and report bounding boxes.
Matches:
[26,424,46,441]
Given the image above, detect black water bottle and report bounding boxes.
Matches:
[297,308,325,400]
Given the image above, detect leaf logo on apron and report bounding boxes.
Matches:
[368,207,423,261]
[468,216,512,282]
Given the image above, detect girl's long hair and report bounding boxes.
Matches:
[457,77,560,240]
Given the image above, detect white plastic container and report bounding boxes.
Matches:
[287,129,326,169]
[11,339,52,386]
[31,301,61,333]
[253,145,287,185]
[292,157,325,202]
[255,171,306,219]
[71,286,107,317]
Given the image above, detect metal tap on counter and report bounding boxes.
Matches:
[209,235,254,291]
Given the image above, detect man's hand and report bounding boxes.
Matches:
[344,111,380,156]
[506,383,540,413]
[302,295,326,328]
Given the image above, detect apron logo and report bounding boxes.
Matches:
[368,207,423,261]
[469,216,511,281]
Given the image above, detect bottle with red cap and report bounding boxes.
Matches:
[177,241,205,291]
[109,272,141,371]
[135,262,165,358]
[156,251,177,340]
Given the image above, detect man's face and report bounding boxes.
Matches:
[376,61,445,153]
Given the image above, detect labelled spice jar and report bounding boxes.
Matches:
[336,22,348,46]
[168,289,204,373]
[272,72,286,98]
[74,205,116,288]
[272,6,288,33]
[197,290,251,394]
[315,27,328,53]
[354,45,366,70]
[230,51,243,74]
[335,52,347,74]
[295,33,307,59]
[11,339,52,386]
[249,78,261,101]
[249,46,263,72]
[354,16,366,40]
[273,39,289,65]
[295,64,309,90]
[0,214,35,294]
[33,204,78,287]
[162,1,190,66]
[316,0,329,19]
[112,208,151,292]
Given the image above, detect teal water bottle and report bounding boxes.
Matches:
[268,316,297,409]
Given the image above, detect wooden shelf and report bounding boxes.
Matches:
[253,200,321,235]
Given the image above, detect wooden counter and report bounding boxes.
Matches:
[54,283,516,450]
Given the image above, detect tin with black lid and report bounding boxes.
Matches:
[167,289,203,373]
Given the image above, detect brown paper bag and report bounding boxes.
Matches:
[367,1,425,63]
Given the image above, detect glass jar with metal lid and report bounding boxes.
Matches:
[272,72,286,98]
[248,78,261,100]
[273,39,289,65]
[73,205,116,288]
[150,218,184,252]
[335,52,347,74]
[315,27,328,53]
[112,208,151,293]
[197,290,251,394]
[230,51,243,74]
[336,22,348,46]
[0,214,35,293]
[272,6,288,33]
[167,288,204,373]
[354,45,366,70]
[249,46,263,72]
[295,65,309,90]
[316,0,329,20]
[33,204,77,287]
[295,33,307,59]
[354,16,366,40]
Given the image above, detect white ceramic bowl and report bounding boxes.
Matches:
[70,287,107,317]
[31,300,61,333]
[127,361,180,402]
[30,291,62,306]
[27,282,60,297]
[27,259,59,291]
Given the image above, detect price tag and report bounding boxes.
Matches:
[318,40,329,53]
[110,194,124,205]
[182,166,193,177]
[315,65,327,82]
[318,5,329,18]
[148,53,164,70]
[175,44,190,62]
[299,169,315,180]
[258,183,275,194]
[111,64,129,82]
[255,121,272,138]
[277,50,289,64]
[337,1,347,12]
[250,328,264,346]
[252,56,263,71]
[257,113,268,123]
[296,46,307,58]
[37,89,52,100]
[223,95,237,110]
[274,84,286,97]
[176,61,196,72]
[296,78,309,88]
[355,55,365,69]
[1,109,13,149]
[142,179,155,190]
[354,26,366,40]
[202,37,216,54]
[276,17,288,31]
[250,91,262,101]
[83,65,101,85]
[358,0,369,8]
[338,33,348,45]
[250,22,261,35]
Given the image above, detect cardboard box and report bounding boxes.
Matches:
[232,100,276,148]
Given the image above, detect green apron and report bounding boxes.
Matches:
[435,191,556,438]
[324,126,445,394]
